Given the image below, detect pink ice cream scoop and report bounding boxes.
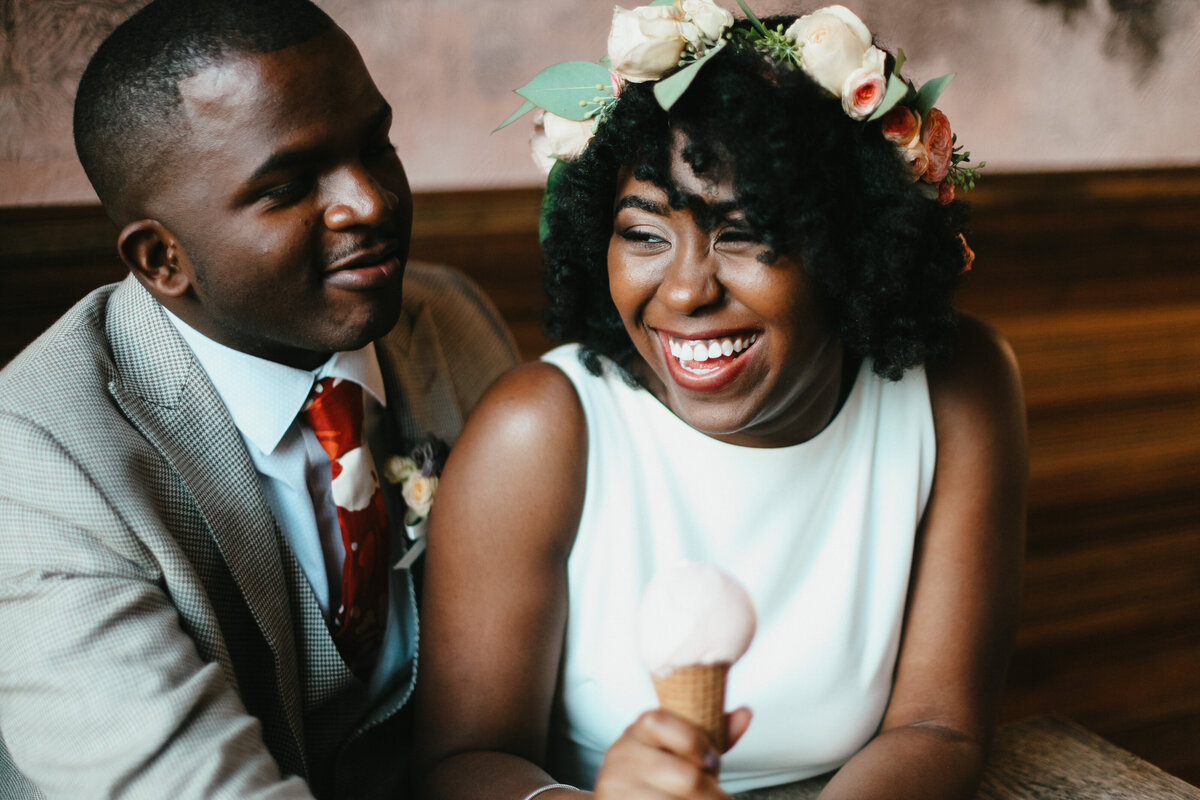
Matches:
[635,560,757,749]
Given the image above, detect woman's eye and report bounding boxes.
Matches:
[718,229,758,244]
[617,228,667,247]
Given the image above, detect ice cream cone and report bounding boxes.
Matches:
[651,662,731,750]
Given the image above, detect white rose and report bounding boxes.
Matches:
[786,5,874,98]
[544,111,595,160]
[529,121,556,176]
[529,111,595,173]
[402,474,438,520]
[383,454,417,485]
[608,4,688,83]
[861,44,885,76]
[681,0,734,43]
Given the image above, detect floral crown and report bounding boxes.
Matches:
[499,0,984,209]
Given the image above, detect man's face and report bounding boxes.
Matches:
[145,29,412,369]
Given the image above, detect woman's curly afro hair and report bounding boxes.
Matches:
[540,16,970,381]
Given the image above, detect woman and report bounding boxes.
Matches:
[413,4,1026,799]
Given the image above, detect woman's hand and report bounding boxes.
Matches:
[593,707,752,799]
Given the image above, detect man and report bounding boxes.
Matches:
[0,0,518,797]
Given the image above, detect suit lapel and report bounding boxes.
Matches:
[103,277,307,765]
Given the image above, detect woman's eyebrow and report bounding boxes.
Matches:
[615,195,668,215]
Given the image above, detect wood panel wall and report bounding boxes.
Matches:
[2,167,1198,784]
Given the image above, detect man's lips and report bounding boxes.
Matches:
[323,240,404,290]
[326,240,401,273]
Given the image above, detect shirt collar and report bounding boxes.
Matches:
[164,310,386,456]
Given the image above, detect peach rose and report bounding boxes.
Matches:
[841,66,886,120]
[921,107,954,184]
[880,106,921,147]
[900,141,929,182]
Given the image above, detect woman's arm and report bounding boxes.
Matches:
[413,361,588,799]
[818,314,1028,800]
[413,361,743,800]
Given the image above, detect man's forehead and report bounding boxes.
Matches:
[178,56,264,115]
[177,32,373,121]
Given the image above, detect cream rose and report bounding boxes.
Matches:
[544,112,595,160]
[786,5,874,97]
[681,0,734,43]
[383,455,417,485]
[841,66,885,120]
[921,107,954,184]
[529,111,595,173]
[608,4,688,83]
[402,474,438,520]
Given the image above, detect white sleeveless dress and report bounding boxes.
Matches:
[540,344,937,793]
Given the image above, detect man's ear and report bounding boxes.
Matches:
[118,220,191,298]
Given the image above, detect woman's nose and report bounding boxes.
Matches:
[323,164,398,230]
[657,243,722,314]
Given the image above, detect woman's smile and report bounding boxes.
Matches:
[656,328,759,391]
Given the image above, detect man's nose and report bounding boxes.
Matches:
[323,164,398,229]
[657,242,722,314]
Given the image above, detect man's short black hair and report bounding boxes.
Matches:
[542,17,970,381]
[73,0,335,222]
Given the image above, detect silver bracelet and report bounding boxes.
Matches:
[520,783,576,800]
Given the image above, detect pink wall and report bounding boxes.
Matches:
[2,0,1198,206]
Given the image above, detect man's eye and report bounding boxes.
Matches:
[261,177,311,205]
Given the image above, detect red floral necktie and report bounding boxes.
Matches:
[301,377,389,678]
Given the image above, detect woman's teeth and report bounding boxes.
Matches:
[668,334,756,371]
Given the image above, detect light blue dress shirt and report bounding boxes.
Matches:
[165,310,409,698]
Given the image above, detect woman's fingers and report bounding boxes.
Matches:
[725,706,753,751]
[594,710,732,799]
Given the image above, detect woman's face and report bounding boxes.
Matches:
[607,145,845,448]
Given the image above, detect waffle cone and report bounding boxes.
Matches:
[651,662,730,750]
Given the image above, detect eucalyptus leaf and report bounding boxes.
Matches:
[516,61,616,121]
[653,41,726,110]
[649,0,677,5]
[893,49,907,77]
[867,73,910,121]
[494,99,537,132]
[913,73,954,117]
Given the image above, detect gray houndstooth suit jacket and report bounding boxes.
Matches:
[0,263,519,799]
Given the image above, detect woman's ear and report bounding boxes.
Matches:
[118,219,191,298]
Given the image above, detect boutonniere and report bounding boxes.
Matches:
[386,434,449,569]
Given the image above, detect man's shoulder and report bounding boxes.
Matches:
[0,282,122,424]
[401,262,505,322]
[393,261,519,363]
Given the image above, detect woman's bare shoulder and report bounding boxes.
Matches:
[458,360,586,450]
[436,359,588,561]
[926,313,1024,428]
